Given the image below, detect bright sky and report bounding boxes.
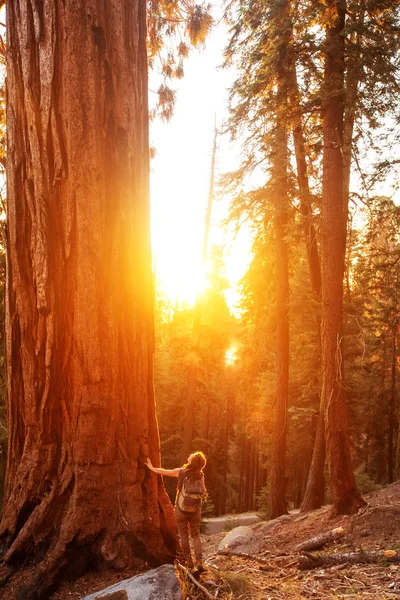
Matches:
[149,7,253,312]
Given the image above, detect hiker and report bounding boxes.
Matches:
[145,452,207,571]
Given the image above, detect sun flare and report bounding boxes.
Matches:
[155,256,207,306]
[225,345,238,367]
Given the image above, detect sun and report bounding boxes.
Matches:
[151,200,253,309]
[155,250,207,306]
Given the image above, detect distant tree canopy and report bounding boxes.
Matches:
[209,0,400,517]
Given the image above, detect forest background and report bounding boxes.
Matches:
[0,0,399,554]
[148,0,400,519]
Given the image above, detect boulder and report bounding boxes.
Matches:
[217,525,261,554]
[81,564,182,600]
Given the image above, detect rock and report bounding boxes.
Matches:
[217,525,262,555]
[256,514,293,534]
[81,565,182,600]
[218,525,254,552]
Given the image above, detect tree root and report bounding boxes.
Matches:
[3,486,58,563]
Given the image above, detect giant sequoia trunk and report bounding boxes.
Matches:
[321,0,365,516]
[1,1,177,596]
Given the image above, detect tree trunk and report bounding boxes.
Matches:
[238,433,246,512]
[388,321,397,483]
[269,0,290,520]
[289,67,322,303]
[396,416,400,481]
[321,0,365,516]
[300,409,326,511]
[2,1,177,596]
[246,441,256,512]
[221,370,234,515]
[288,64,326,513]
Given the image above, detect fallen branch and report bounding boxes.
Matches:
[298,549,400,570]
[176,563,214,599]
[295,527,344,552]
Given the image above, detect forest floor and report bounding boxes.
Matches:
[1,481,400,599]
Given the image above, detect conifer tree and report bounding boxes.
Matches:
[320,0,365,515]
[224,0,297,517]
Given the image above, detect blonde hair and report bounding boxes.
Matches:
[183,451,206,477]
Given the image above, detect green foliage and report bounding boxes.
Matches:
[256,485,270,521]
[354,468,381,495]
[147,1,213,120]
[220,0,400,513]
[345,197,400,484]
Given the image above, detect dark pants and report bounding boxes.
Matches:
[175,505,202,565]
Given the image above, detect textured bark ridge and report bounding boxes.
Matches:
[1,1,177,596]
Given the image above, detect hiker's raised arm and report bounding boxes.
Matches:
[145,458,179,477]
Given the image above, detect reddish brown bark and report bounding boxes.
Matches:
[245,441,256,512]
[300,409,326,512]
[1,1,177,596]
[288,61,325,514]
[269,0,290,521]
[238,433,246,512]
[321,0,365,516]
[388,322,397,483]
[289,67,322,304]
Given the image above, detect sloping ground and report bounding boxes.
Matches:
[199,481,400,598]
[1,482,399,598]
